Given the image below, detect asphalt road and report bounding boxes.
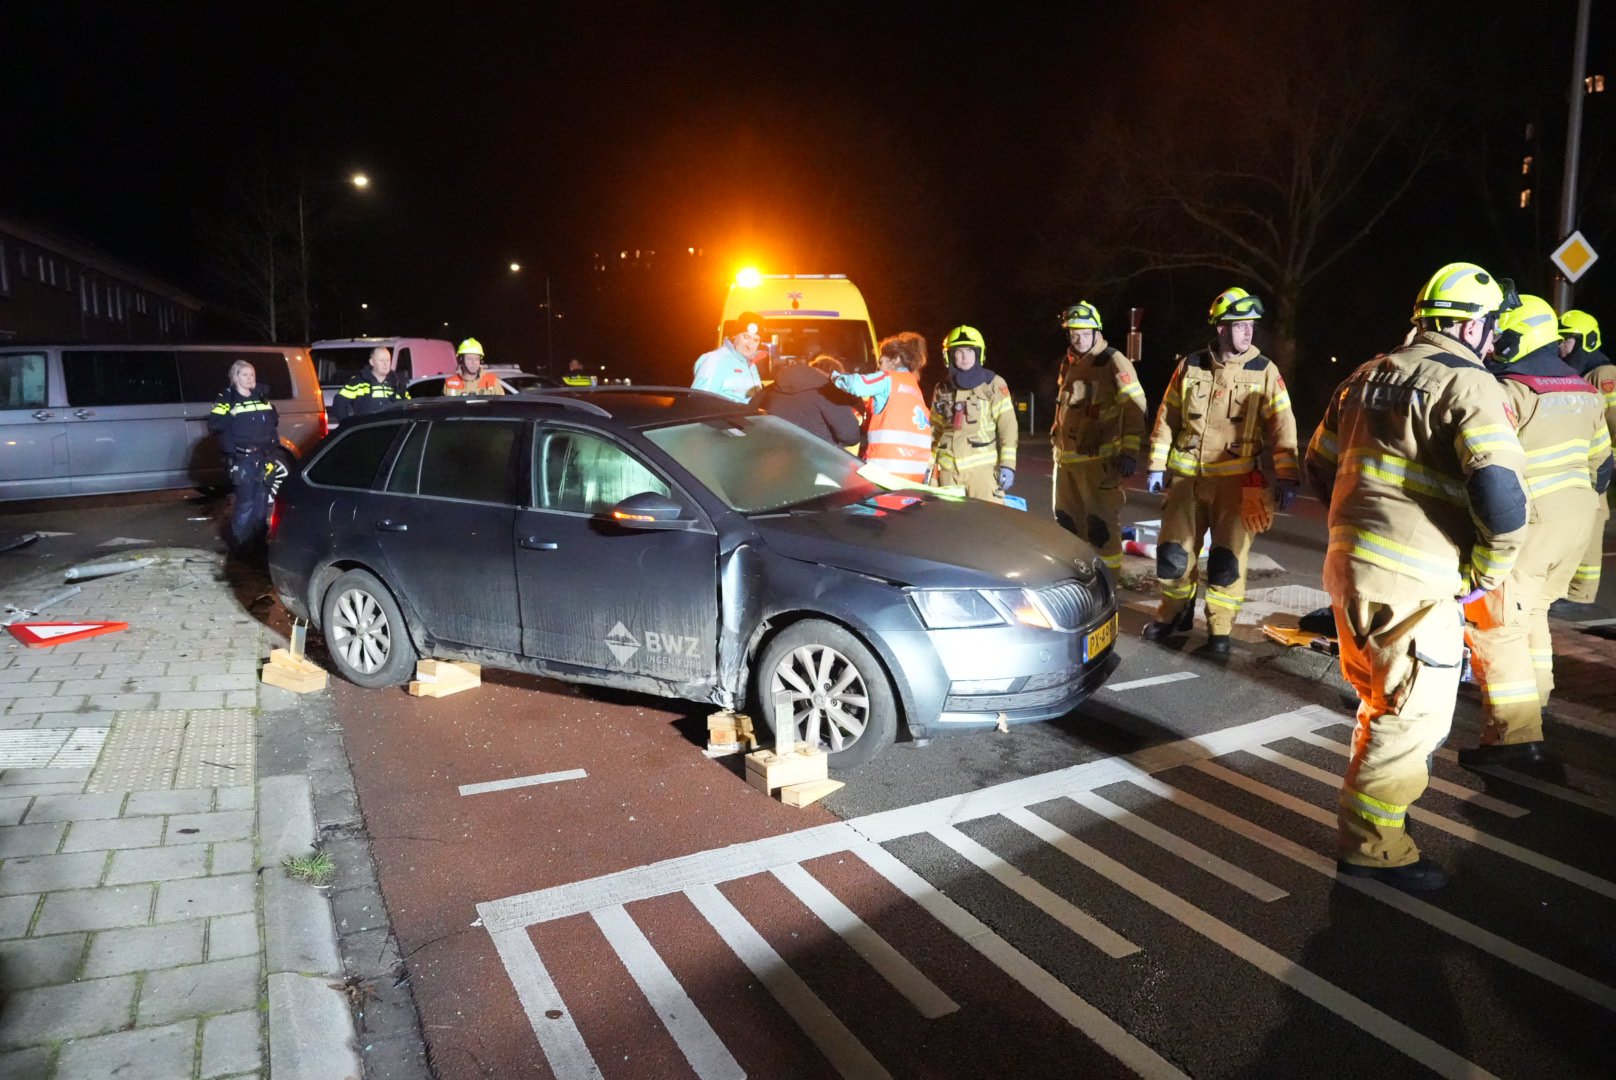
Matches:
[6,456,1615,1079]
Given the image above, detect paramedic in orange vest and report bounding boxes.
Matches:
[833,332,932,482]
[445,338,503,396]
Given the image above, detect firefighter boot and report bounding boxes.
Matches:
[1335,857,1449,892]
[1142,604,1194,642]
[1457,741,1546,769]
[1196,632,1232,660]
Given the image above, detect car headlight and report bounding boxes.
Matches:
[911,589,1005,629]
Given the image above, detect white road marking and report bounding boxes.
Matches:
[852,842,1188,1080]
[1282,731,1529,817]
[96,537,151,547]
[459,768,588,797]
[488,927,601,1079]
[1069,791,1287,902]
[685,883,891,1080]
[1123,767,1616,1012]
[1103,671,1200,692]
[1006,806,1502,1080]
[1433,746,1616,818]
[770,863,958,1019]
[590,905,744,1080]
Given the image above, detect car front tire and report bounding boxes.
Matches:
[321,569,417,688]
[756,619,898,772]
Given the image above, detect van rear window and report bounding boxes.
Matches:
[175,351,293,401]
[312,347,373,385]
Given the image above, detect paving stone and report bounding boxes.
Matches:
[138,955,259,1026]
[34,884,152,934]
[57,678,136,697]
[331,882,389,934]
[155,872,255,922]
[125,787,214,816]
[0,893,38,938]
[207,912,259,960]
[22,792,125,824]
[165,809,253,845]
[0,1045,55,1080]
[61,816,165,853]
[96,663,169,680]
[0,822,65,857]
[211,839,254,875]
[0,973,136,1049]
[215,785,255,811]
[0,932,86,990]
[1,767,92,785]
[83,919,205,977]
[157,690,226,710]
[313,786,361,827]
[195,672,257,692]
[7,696,86,714]
[105,844,209,885]
[0,851,106,896]
[0,681,60,698]
[89,693,157,711]
[0,797,32,827]
[56,1018,195,1080]
[0,714,42,731]
[165,660,230,677]
[125,675,195,693]
[33,712,117,729]
[340,926,402,979]
[223,690,257,709]
[202,1009,262,1078]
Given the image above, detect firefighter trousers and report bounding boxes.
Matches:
[1154,475,1251,636]
[1053,458,1125,571]
[935,463,1001,502]
[1333,594,1464,867]
[1469,501,1589,745]
[1566,500,1607,604]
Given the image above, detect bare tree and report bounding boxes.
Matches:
[200,171,299,342]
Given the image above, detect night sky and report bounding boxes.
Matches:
[4,2,1612,421]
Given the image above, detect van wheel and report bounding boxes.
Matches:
[321,569,417,688]
[755,620,897,772]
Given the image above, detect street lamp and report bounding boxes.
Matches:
[297,171,371,342]
[508,262,555,374]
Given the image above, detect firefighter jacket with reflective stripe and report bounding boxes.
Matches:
[207,388,278,457]
[1493,348,1612,507]
[445,371,503,396]
[1585,360,1616,447]
[1147,347,1298,480]
[932,373,1017,474]
[1305,330,1529,603]
[330,373,409,422]
[853,370,932,478]
[1052,335,1147,465]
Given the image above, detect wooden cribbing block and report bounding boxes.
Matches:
[745,743,828,793]
[780,779,844,807]
[407,658,481,698]
[260,649,328,693]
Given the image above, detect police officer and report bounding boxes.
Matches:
[1051,302,1147,573]
[1459,296,1612,768]
[931,325,1017,501]
[445,338,503,396]
[1561,310,1614,603]
[330,345,409,422]
[1305,262,1528,890]
[208,359,282,552]
[1143,288,1298,656]
[692,312,764,403]
[562,358,597,387]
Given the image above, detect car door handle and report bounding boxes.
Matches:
[32,410,55,421]
[519,537,559,550]
[73,409,95,419]
[374,519,409,532]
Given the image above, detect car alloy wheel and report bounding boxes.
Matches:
[330,586,392,675]
[769,643,871,753]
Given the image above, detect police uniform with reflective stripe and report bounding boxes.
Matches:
[1146,345,1298,634]
[1052,334,1146,568]
[1569,351,1616,602]
[931,373,1018,501]
[1468,347,1613,747]
[329,373,409,421]
[207,387,279,548]
[1305,329,1528,868]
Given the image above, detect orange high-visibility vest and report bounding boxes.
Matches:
[864,370,932,479]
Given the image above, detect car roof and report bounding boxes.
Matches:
[334,387,754,429]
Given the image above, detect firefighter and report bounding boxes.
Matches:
[208,359,283,552]
[931,325,1017,501]
[1143,288,1298,656]
[1304,262,1527,890]
[445,338,503,396]
[693,311,764,403]
[1560,310,1614,604]
[832,332,932,481]
[1051,301,1147,573]
[330,346,409,422]
[1459,296,1613,767]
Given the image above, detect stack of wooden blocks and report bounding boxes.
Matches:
[407,659,481,698]
[743,694,843,807]
[259,648,327,694]
[705,710,757,756]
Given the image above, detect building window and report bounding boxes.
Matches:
[18,247,28,280]
[1521,189,1532,209]
[135,292,147,315]
[0,240,9,295]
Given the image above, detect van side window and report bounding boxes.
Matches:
[175,351,293,401]
[418,420,521,505]
[62,350,181,406]
[0,353,48,410]
[307,423,403,490]
[395,347,413,380]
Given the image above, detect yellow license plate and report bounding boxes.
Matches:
[1085,614,1118,661]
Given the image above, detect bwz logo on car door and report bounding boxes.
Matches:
[604,622,699,667]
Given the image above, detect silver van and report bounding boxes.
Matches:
[0,344,324,501]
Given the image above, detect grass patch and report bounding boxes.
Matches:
[283,851,335,886]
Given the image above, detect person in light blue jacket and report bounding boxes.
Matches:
[693,311,765,403]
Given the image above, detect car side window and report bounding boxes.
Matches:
[0,353,47,410]
[536,429,669,514]
[62,349,181,406]
[307,423,403,489]
[385,422,428,494]
[418,420,521,505]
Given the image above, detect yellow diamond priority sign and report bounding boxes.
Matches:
[1551,230,1599,282]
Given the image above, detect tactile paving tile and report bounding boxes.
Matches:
[88,710,188,792]
[48,727,109,768]
[0,727,109,769]
[174,708,255,789]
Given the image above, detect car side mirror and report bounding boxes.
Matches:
[605,491,692,531]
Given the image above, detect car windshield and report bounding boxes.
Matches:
[646,414,877,514]
[752,320,875,376]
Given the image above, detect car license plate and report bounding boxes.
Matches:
[1085,614,1118,661]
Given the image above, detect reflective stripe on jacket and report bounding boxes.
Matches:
[207,389,278,456]
[932,374,1017,474]
[330,374,409,422]
[446,371,503,396]
[1052,335,1147,465]
[864,370,932,478]
[1147,347,1297,480]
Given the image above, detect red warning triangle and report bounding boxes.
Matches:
[7,621,129,648]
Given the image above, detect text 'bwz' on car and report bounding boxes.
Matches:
[267,388,1120,769]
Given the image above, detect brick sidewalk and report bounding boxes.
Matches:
[1547,621,1616,740]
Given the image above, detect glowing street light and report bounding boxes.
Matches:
[351,173,369,188]
[360,302,369,310]
[510,262,522,273]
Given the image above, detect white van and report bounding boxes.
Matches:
[0,344,323,501]
[719,274,880,375]
[310,337,457,407]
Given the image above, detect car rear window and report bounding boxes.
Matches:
[306,422,403,489]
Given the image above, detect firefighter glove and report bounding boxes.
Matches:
[1147,470,1165,493]
[1239,482,1274,533]
[1115,454,1138,478]
[997,466,1015,491]
[1274,478,1298,511]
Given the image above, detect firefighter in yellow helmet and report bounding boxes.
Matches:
[445,338,503,396]
[931,325,1018,501]
[1458,296,1613,768]
[1559,309,1614,604]
[1143,288,1298,657]
[1051,302,1147,572]
[1304,262,1528,890]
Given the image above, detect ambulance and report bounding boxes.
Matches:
[718,272,879,376]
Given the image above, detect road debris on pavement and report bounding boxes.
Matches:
[1,583,82,624]
[64,554,159,579]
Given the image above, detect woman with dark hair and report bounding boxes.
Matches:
[756,352,862,446]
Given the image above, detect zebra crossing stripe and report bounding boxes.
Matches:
[488,927,601,1079]
[1289,730,1528,818]
[1432,746,1616,818]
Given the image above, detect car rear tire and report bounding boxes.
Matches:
[755,619,897,772]
[321,569,417,688]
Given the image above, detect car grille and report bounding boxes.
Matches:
[1035,579,1105,631]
